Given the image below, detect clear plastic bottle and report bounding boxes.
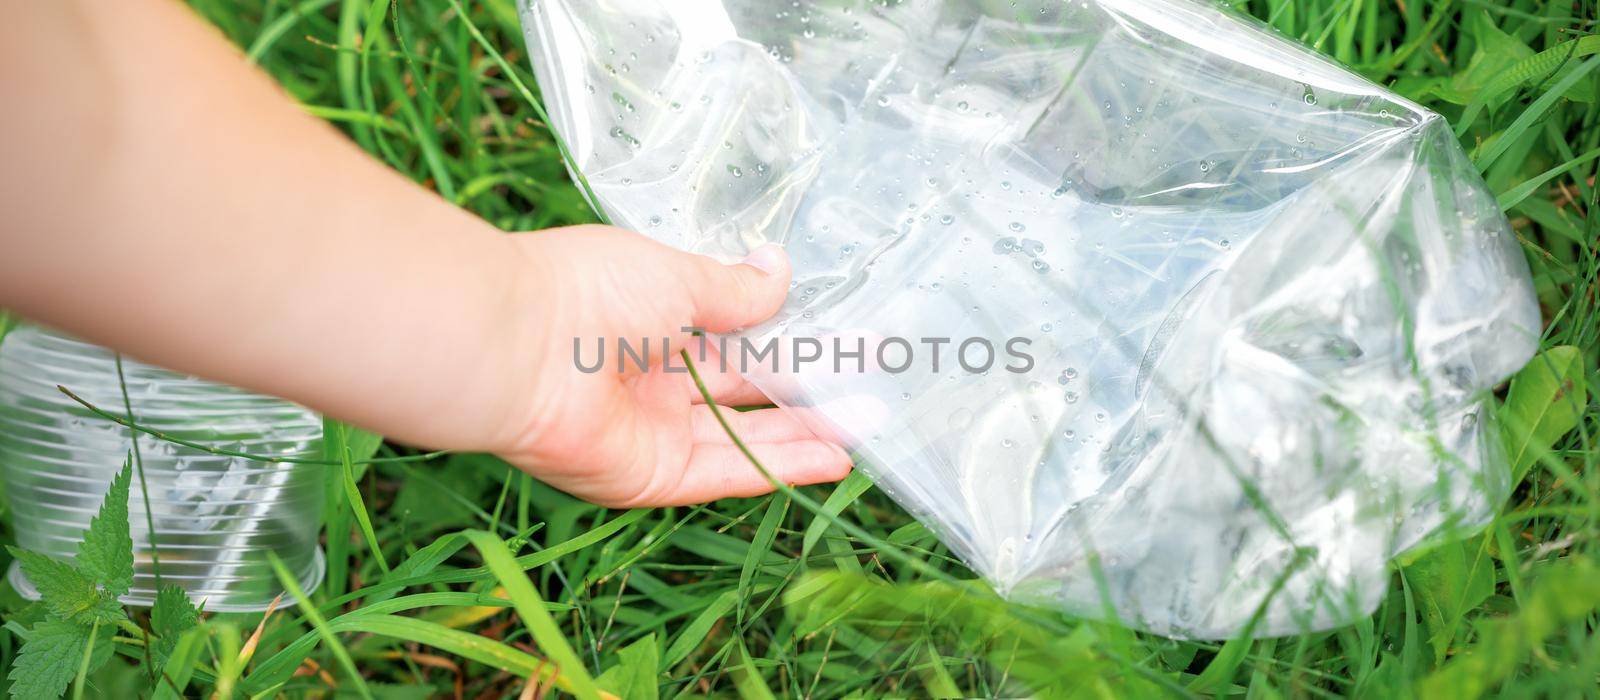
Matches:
[0,324,325,611]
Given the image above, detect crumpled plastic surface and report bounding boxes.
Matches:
[520,0,1540,637]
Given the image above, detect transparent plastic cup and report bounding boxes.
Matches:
[1,325,325,611]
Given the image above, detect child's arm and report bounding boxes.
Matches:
[0,0,849,506]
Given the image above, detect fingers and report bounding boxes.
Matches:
[652,440,852,506]
[690,405,816,443]
[671,405,850,505]
[583,372,849,508]
[681,336,770,406]
[674,244,790,333]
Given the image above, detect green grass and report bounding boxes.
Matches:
[2,0,1599,696]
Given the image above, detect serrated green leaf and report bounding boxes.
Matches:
[7,548,117,624]
[1501,346,1588,482]
[76,461,134,597]
[4,600,50,633]
[151,585,200,665]
[596,633,659,700]
[6,619,111,700]
[1401,538,1495,664]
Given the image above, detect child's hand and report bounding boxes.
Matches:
[487,226,852,507]
[1,1,848,507]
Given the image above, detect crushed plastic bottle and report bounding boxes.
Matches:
[520,0,1540,637]
[0,325,325,611]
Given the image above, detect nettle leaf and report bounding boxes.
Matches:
[6,619,112,700]
[1501,346,1588,482]
[6,548,118,624]
[151,585,200,664]
[3,600,50,632]
[77,460,134,597]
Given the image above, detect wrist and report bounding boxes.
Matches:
[474,232,561,458]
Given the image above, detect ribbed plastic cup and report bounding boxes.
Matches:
[1,325,325,611]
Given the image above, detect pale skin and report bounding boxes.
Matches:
[0,0,851,507]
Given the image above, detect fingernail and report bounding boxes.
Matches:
[739,244,787,275]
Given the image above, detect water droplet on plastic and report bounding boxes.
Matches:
[1008,221,1026,232]
[608,126,640,148]
[727,165,743,178]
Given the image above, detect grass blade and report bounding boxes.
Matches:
[1473,55,1600,172]
[738,494,788,623]
[267,553,375,700]
[331,420,391,573]
[461,530,602,700]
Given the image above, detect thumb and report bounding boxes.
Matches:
[675,244,791,333]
